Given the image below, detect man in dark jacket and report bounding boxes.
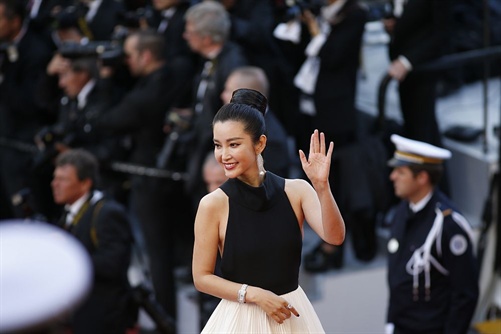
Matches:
[51,149,134,334]
[182,0,248,195]
[93,29,192,320]
[383,0,451,147]
[385,134,478,334]
[294,0,369,272]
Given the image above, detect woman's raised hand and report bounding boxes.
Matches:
[299,129,334,185]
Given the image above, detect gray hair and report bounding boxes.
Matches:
[185,0,230,44]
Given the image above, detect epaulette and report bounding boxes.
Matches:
[442,208,452,217]
[436,202,453,217]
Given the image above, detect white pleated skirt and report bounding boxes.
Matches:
[201,286,325,333]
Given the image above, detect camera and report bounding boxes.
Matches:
[117,6,154,29]
[58,41,124,67]
[33,124,74,171]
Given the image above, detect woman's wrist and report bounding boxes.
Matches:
[237,284,248,303]
[312,180,330,192]
[242,285,259,304]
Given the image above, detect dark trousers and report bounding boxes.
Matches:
[399,72,442,147]
[399,73,450,194]
[129,176,192,320]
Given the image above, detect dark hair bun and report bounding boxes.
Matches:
[230,88,268,116]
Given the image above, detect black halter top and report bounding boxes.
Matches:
[220,172,302,295]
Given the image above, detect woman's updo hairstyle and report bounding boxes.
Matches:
[230,88,268,115]
[213,89,267,143]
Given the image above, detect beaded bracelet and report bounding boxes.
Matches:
[237,284,248,304]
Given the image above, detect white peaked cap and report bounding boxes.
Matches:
[388,134,452,166]
[0,221,92,333]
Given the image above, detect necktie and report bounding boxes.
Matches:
[407,205,416,220]
[157,8,176,34]
[58,209,70,228]
[28,0,42,18]
[65,210,76,232]
[67,98,79,122]
[195,60,215,114]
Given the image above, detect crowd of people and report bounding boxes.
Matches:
[0,0,482,333]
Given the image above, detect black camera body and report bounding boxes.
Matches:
[117,6,154,29]
[58,41,124,67]
[33,124,75,171]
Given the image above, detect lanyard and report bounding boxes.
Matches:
[67,199,91,232]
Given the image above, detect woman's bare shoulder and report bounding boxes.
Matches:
[284,178,312,192]
[284,178,314,203]
[198,188,228,211]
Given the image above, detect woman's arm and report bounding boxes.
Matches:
[192,190,239,300]
[298,130,345,245]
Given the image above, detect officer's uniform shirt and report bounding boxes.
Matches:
[386,134,479,334]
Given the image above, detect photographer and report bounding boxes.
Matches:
[35,56,129,202]
[34,8,90,132]
[51,148,135,334]
[91,29,193,321]
[288,0,369,272]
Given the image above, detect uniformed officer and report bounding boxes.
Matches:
[386,134,479,334]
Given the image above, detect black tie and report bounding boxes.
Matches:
[195,59,215,114]
[67,98,79,122]
[58,209,70,229]
[407,206,416,220]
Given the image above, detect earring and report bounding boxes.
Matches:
[257,153,265,176]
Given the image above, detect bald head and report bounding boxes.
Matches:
[221,66,269,104]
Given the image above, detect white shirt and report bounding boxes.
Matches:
[409,191,433,213]
[64,193,90,227]
[85,0,102,22]
[77,79,96,110]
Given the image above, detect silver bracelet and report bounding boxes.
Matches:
[237,284,248,304]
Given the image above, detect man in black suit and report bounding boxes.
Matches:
[150,0,194,65]
[51,149,134,334]
[383,0,451,147]
[35,57,128,202]
[182,0,248,194]
[93,29,192,320]
[51,57,124,162]
[0,0,53,219]
[293,0,369,272]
